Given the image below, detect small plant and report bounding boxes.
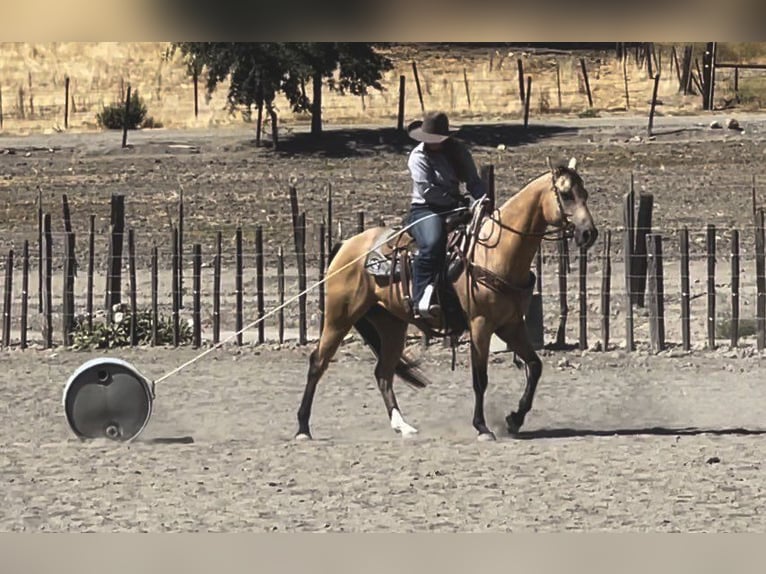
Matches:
[96,90,149,130]
[577,108,600,118]
[71,304,192,350]
[716,314,757,340]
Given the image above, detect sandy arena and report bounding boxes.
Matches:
[2,110,766,532]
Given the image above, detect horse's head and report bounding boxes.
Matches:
[542,157,598,250]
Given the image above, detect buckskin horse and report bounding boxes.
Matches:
[295,157,598,441]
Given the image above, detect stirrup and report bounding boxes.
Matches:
[415,284,441,319]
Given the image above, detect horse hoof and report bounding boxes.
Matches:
[477,431,496,442]
[506,413,523,435]
[295,432,312,441]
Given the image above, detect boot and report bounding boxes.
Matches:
[415,283,441,319]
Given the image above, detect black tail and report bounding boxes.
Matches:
[353,304,429,390]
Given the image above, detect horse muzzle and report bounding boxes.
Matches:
[575,226,598,250]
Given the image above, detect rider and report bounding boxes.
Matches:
[406,111,486,319]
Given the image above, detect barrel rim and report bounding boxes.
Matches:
[62,357,154,442]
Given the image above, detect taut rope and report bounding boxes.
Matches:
[151,206,470,386]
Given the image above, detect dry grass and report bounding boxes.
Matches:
[0,42,764,136]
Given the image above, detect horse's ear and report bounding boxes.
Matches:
[568,157,577,170]
[546,156,554,174]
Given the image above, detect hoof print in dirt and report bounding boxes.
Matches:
[706,456,721,465]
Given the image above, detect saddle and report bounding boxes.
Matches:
[363,207,481,339]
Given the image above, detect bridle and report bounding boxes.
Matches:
[483,171,579,242]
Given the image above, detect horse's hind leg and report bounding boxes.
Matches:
[495,322,543,434]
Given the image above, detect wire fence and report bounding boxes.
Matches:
[2,213,765,353]
[0,43,761,135]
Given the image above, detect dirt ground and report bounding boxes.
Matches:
[2,110,766,532]
[2,343,766,532]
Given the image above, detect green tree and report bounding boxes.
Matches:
[171,42,393,143]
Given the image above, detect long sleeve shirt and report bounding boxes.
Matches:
[407,141,486,210]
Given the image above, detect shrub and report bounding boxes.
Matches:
[72,303,192,350]
[96,90,148,130]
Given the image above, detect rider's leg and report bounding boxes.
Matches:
[407,206,447,317]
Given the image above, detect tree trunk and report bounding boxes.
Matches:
[268,101,279,149]
[311,72,322,136]
[255,82,264,147]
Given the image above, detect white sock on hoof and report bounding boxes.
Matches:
[390,408,418,436]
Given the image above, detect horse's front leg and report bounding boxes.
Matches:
[495,322,543,434]
[470,316,496,441]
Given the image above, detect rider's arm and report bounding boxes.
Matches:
[408,147,463,208]
[455,144,487,201]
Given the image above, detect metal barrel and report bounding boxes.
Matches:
[62,358,155,442]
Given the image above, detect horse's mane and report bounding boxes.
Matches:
[500,163,581,208]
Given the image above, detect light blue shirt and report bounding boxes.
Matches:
[407,141,486,209]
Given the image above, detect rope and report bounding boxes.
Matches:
[151,206,470,386]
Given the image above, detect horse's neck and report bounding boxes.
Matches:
[479,174,549,281]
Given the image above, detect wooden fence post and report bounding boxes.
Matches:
[326,183,333,261]
[523,76,532,129]
[151,244,158,347]
[235,226,243,346]
[755,209,765,350]
[2,249,12,348]
[623,55,630,109]
[193,243,201,349]
[193,68,199,118]
[121,84,131,148]
[86,215,94,332]
[178,186,184,309]
[20,241,28,349]
[707,224,716,349]
[555,238,569,347]
[297,212,307,345]
[37,189,43,313]
[397,75,405,131]
[646,233,665,353]
[213,231,221,345]
[463,68,471,108]
[62,231,75,347]
[517,59,525,105]
[64,76,70,129]
[680,226,691,351]
[648,73,661,136]
[633,193,654,307]
[601,230,612,350]
[105,194,124,311]
[319,222,326,337]
[43,213,52,348]
[579,244,588,350]
[172,227,179,347]
[128,228,137,347]
[731,229,740,347]
[580,58,593,107]
[255,225,265,344]
[412,61,425,112]
[277,246,285,344]
[623,190,634,351]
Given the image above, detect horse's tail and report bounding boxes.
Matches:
[352,304,430,390]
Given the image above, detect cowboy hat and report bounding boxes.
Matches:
[408,111,459,144]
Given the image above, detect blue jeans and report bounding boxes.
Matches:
[405,205,449,306]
